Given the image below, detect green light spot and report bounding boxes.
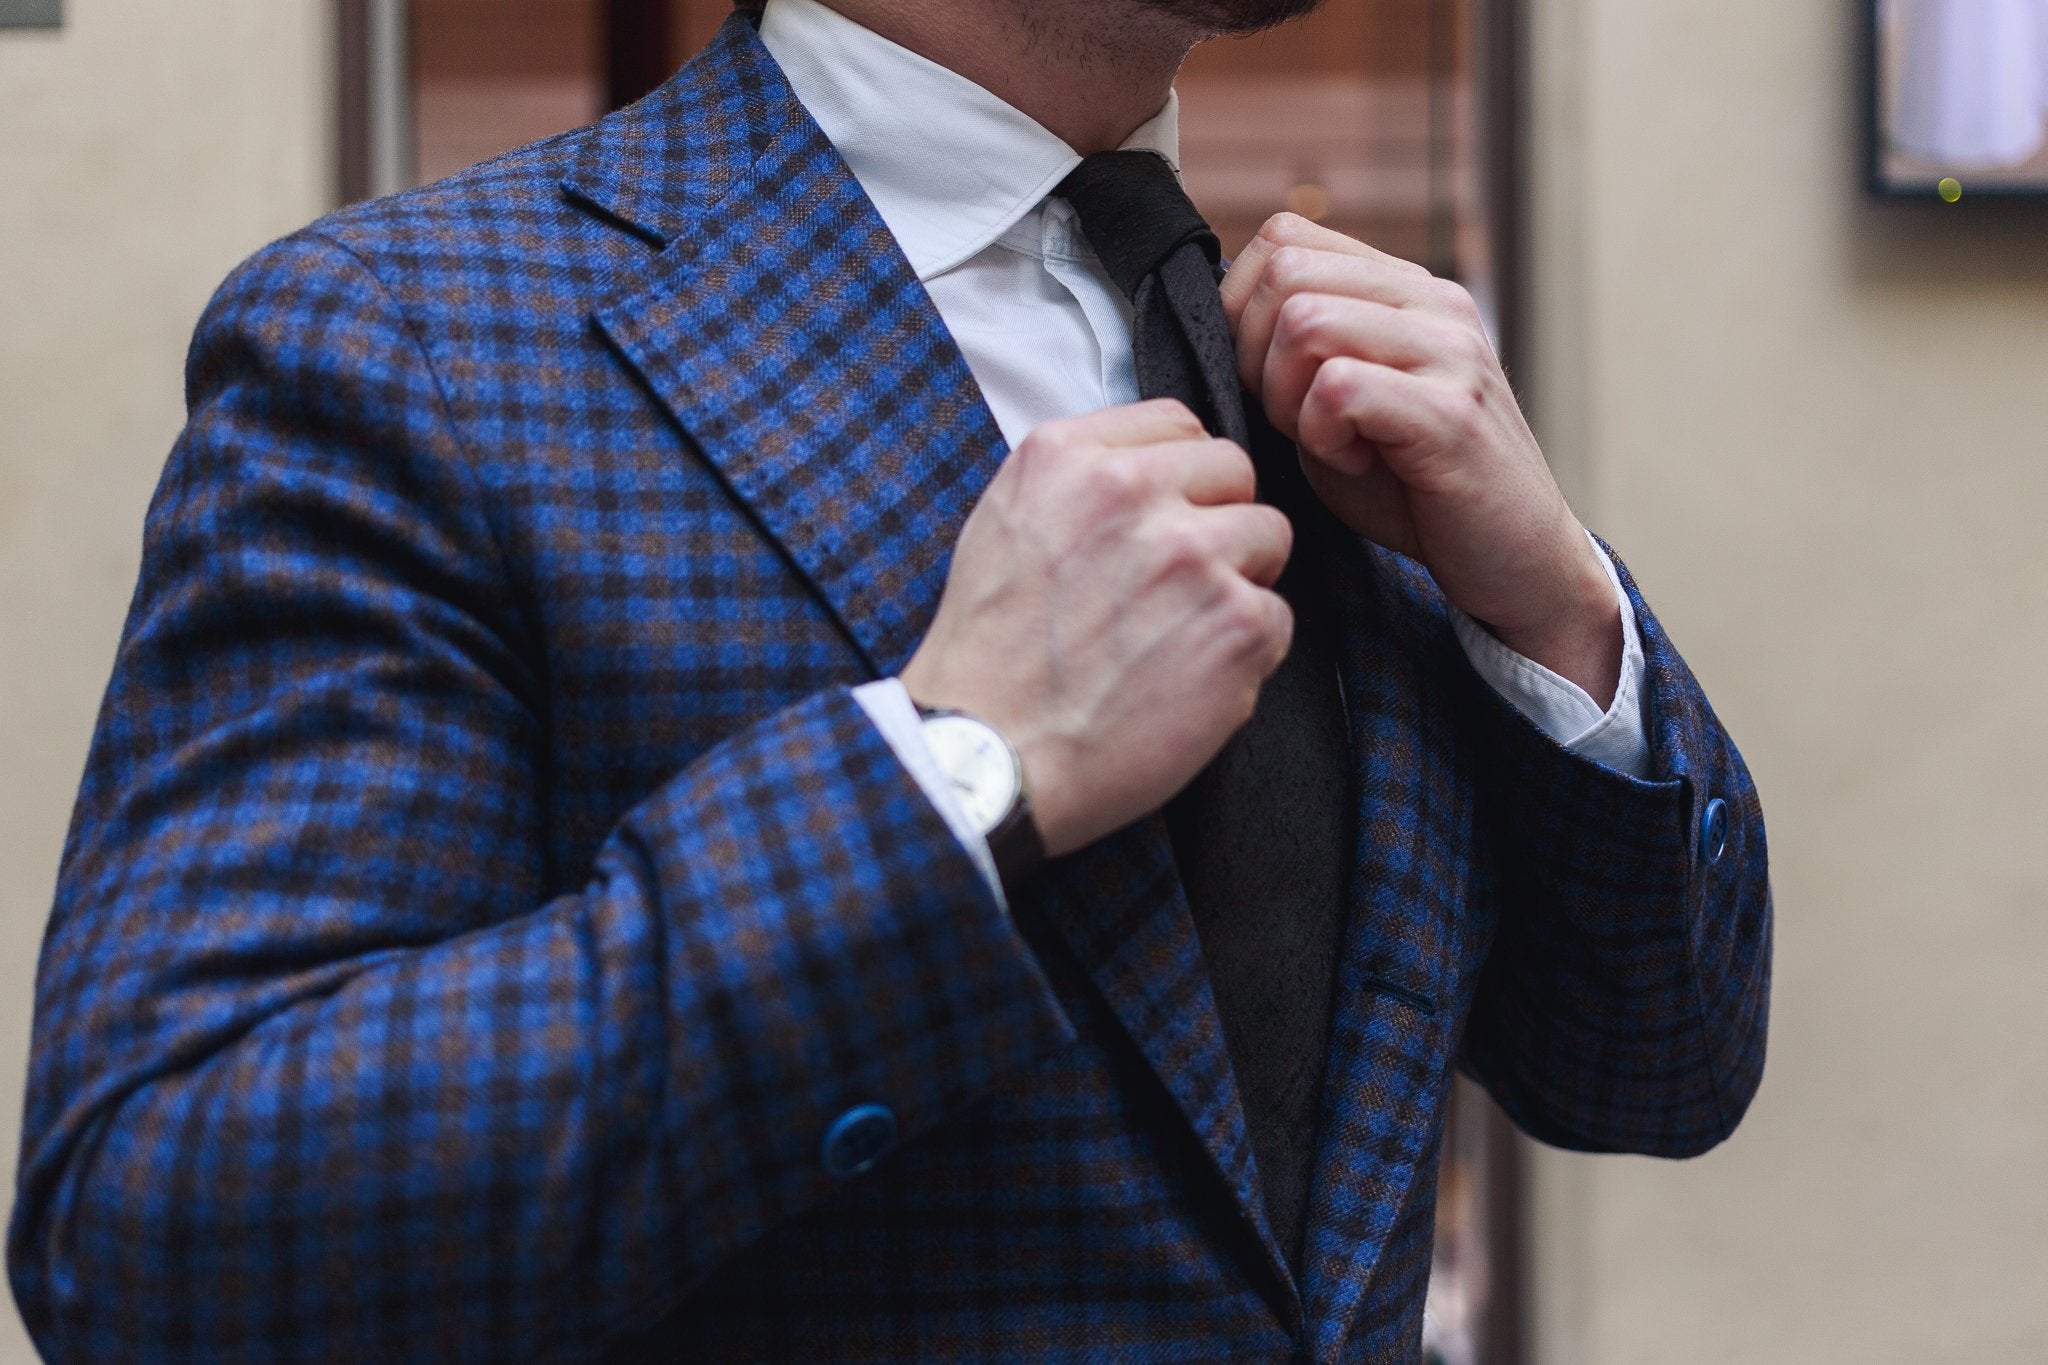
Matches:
[1938,177,1963,203]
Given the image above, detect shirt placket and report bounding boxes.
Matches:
[1038,198,1140,414]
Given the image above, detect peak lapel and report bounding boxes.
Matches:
[575,17,1005,679]
[565,13,1277,1292]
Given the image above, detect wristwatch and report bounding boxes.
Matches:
[913,703,1047,893]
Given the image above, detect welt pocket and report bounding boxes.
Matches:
[1359,976,1438,1017]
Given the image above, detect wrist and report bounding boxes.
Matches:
[909,700,1050,889]
[900,652,1087,857]
[1485,534,1623,709]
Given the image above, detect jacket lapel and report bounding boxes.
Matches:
[576,20,1004,680]
[563,13,1275,1296]
[1296,528,1463,1361]
[1022,822,1287,1309]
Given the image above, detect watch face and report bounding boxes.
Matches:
[920,715,1022,835]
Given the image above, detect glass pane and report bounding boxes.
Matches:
[409,0,735,187]
[1424,1078,1510,1365]
[411,0,603,186]
[1872,0,2048,198]
[1178,0,1496,322]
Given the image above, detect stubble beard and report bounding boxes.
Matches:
[1130,0,1324,38]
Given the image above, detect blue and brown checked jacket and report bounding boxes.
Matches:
[8,14,1771,1364]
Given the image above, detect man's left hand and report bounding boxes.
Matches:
[1220,213,1622,709]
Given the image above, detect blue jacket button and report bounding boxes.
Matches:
[822,1103,897,1179]
[1699,797,1730,865]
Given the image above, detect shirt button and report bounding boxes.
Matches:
[821,1103,898,1179]
[1699,797,1730,865]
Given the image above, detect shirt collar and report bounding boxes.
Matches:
[759,0,1181,281]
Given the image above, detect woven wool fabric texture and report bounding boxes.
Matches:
[1056,147,1356,1277]
[8,15,1772,1364]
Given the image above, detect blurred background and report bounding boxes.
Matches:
[2,1,2045,1361]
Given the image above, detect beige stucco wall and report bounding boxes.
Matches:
[1525,0,2048,1362]
[0,3,331,1358]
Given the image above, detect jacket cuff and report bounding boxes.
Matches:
[629,686,1075,1224]
[1467,540,1743,911]
[850,678,1005,904]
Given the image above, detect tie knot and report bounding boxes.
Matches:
[1056,150,1220,303]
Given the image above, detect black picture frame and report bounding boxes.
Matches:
[1865,0,2048,201]
[0,0,62,30]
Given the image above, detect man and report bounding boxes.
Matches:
[8,0,1770,1359]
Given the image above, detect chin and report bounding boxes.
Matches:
[1143,0,1325,37]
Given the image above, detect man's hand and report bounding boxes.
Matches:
[901,400,1294,857]
[1220,213,1621,708]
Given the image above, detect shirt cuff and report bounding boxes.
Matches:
[851,678,1008,906]
[1449,534,1653,779]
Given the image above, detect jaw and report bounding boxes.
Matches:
[1121,0,1327,41]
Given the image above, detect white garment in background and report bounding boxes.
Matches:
[2037,0,2048,114]
[1891,0,2046,168]
[756,0,1653,890]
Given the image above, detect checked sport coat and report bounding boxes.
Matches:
[9,13,1772,1364]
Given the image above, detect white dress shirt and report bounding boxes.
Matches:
[756,0,1651,892]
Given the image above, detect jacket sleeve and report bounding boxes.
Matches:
[6,232,1076,1364]
[1456,549,1772,1157]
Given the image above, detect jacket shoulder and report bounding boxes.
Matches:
[309,121,621,275]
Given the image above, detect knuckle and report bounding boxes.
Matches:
[1419,313,1485,365]
[1309,354,1363,403]
[1267,596,1297,663]
[1017,417,1077,463]
[1204,438,1257,495]
[1155,519,1212,574]
[1452,320,1493,364]
[1087,456,1151,510]
[1260,212,1319,247]
[1265,245,1318,293]
[1218,582,1280,651]
[1217,588,1292,676]
[1216,592,1264,650]
[1265,506,1297,559]
[1145,396,1199,431]
[1272,291,1327,348]
[1434,277,1479,316]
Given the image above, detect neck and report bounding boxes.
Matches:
[813,0,1198,154]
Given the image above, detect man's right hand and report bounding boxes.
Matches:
[900,399,1295,858]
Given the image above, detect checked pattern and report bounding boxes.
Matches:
[9,14,1771,1364]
